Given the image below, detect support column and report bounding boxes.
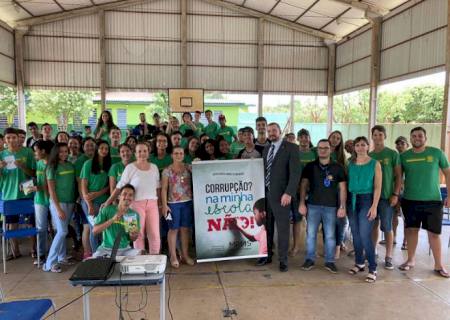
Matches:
[257,18,264,117]
[368,17,382,137]
[99,10,106,111]
[441,0,450,154]
[326,42,336,136]
[15,29,26,130]
[181,0,188,88]
[290,94,295,132]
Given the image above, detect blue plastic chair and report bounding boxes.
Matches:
[0,298,53,319]
[0,199,40,273]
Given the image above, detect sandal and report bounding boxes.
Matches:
[399,262,414,271]
[434,269,450,278]
[181,256,195,266]
[348,264,365,275]
[401,243,408,251]
[365,272,377,283]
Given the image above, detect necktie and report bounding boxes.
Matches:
[265,144,275,188]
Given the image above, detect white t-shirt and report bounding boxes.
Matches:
[116,162,160,201]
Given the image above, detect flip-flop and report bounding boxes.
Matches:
[399,263,414,271]
[434,269,450,278]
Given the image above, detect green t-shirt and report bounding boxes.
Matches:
[217,126,235,144]
[218,153,233,160]
[183,154,194,164]
[80,159,109,204]
[96,124,110,142]
[74,154,89,178]
[149,154,173,172]
[0,148,35,200]
[230,141,245,158]
[204,121,219,139]
[179,123,196,136]
[400,146,449,201]
[299,149,317,169]
[194,122,204,136]
[94,205,140,249]
[46,162,76,203]
[180,138,189,150]
[110,147,121,165]
[369,147,400,200]
[35,160,49,206]
[108,162,125,184]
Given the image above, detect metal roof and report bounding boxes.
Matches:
[0,0,409,39]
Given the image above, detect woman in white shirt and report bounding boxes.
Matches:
[103,142,161,253]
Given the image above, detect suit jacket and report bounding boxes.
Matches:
[263,140,301,203]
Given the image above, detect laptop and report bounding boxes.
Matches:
[69,233,121,282]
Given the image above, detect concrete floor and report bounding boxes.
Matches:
[1,221,450,320]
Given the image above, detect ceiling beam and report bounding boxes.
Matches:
[13,0,158,28]
[320,7,351,30]
[12,0,34,17]
[52,0,67,11]
[294,0,319,22]
[268,0,281,15]
[328,0,389,17]
[201,0,338,41]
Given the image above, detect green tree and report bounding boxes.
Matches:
[294,97,327,123]
[27,90,94,131]
[402,86,443,123]
[146,92,169,121]
[0,86,18,126]
[377,91,406,123]
[333,90,369,123]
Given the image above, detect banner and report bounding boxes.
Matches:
[192,159,267,263]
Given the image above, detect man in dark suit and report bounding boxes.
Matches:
[258,122,301,272]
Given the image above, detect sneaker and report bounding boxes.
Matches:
[59,258,75,266]
[47,264,62,273]
[301,259,315,271]
[384,258,394,270]
[33,256,46,265]
[324,262,338,274]
[379,240,386,245]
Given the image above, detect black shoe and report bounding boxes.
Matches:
[301,259,315,271]
[324,262,338,274]
[279,262,288,272]
[256,257,272,266]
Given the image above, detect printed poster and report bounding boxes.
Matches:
[192,159,267,262]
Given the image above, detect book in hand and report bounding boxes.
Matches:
[21,179,35,195]
[123,213,138,233]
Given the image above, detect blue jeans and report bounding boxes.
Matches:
[45,201,74,270]
[81,200,101,252]
[377,199,394,232]
[335,216,349,246]
[348,193,377,273]
[306,205,337,263]
[34,204,50,257]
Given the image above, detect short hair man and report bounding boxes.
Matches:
[237,127,261,159]
[135,113,157,138]
[399,127,450,278]
[26,122,41,148]
[41,123,53,142]
[255,116,270,148]
[217,115,236,144]
[204,110,219,140]
[299,139,347,273]
[0,128,36,258]
[109,126,122,164]
[93,184,141,257]
[369,125,402,270]
[259,122,301,272]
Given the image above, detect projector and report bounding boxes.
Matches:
[120,255,167,275]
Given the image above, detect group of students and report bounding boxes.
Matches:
[0,109,449,281]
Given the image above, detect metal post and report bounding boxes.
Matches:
[161,275,166,320]
[99,10,106,112]
[14,29,27,130]
[82,286,91,320]
[368,17,382,138]
[326,42,336,136]
[257,18,265,117]
[181,0,188,88]
[290,94,295,132]
[441,0,450,154]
